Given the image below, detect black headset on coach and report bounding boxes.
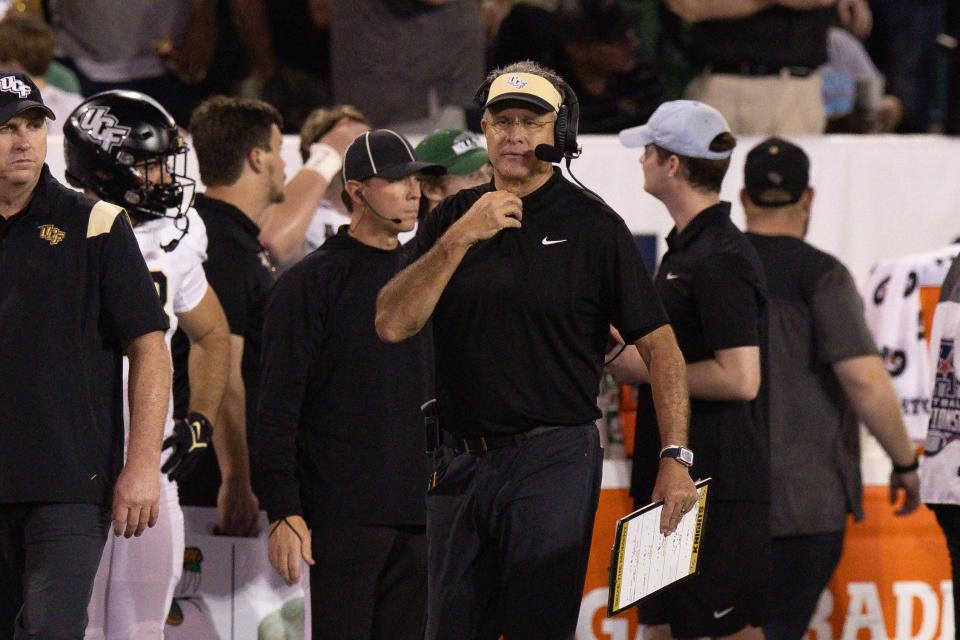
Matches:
[474,74,582,164]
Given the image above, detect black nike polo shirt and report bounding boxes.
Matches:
[631,202,769,503]
[406,168,668,437]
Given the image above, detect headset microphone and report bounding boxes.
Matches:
[534,144,565,164]
[359,192,402,224]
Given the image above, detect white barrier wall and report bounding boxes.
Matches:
[45,133,960,283]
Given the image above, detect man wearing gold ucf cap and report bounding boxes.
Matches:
[377,61,696,639]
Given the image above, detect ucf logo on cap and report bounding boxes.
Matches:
[507,75,527,89]
[0,75,32,99]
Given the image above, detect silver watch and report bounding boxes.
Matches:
[660,445,694,467]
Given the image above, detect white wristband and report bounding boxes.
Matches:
[304,142,342,183]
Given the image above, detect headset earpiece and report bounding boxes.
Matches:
[556,79,580,159]
[555,104,568,156]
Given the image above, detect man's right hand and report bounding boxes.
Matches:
[268,515,314,585]
[320,118,371,156]
[651,459,699,535]
[448,191,523,245]
[217,476,260,536]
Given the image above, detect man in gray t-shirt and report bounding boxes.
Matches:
[742,137,920,640]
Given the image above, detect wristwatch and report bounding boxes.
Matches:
[660,445,694,467]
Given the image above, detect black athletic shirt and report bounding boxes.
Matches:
[0,165,167,504]
[258,226,433,527]
[175,193,275,506]
[631,202,769,503]
[692,6,833,69]
[407,169,667,437]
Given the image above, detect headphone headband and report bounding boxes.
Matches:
[475,72,580,161]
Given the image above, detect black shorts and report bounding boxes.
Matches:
[636,500,772,638]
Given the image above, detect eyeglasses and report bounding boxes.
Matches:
[487,115,556,134]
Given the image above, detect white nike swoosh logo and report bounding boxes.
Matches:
[542,237,568,245]
[666,272,680,280]
[713,607,735,619]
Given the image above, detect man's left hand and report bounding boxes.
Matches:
[161,413,213,483]
[112,462,161,538]
[652,460,699,535]
[890,469,921,516]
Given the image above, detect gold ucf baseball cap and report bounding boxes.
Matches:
[482,72,563,114]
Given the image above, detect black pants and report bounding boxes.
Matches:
[0,503,109,640]
[765,531,845,640]
[310,525,427,640]
[931,503,960,636]
[425,424,603,640]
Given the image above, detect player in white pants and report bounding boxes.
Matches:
[63,90,231,639]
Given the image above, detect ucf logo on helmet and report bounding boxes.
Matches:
[77,106,131,153]
[0,75,31,99]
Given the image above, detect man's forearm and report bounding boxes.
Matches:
[686,347,760,401]
[188,328,230,421]
[258,170,329,265]
[375,232,470,342]
[126,332,171,468]
[856,389,916,466]
[215,384,252,481]
[686,359,744,400]
[638,327,690,447]
[837,357,916,466]
[649,349,690,447]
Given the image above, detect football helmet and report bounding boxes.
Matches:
[64,90,195,225]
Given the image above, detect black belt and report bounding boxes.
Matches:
[708,62,815,78]
[443,426,565,454]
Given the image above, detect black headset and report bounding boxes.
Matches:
[474,74,582,162]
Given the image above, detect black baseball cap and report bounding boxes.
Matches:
[0,72,55,124]
[744,137,810,208]
[342,129,445,182]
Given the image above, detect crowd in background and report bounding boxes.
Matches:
[0,0,958,138]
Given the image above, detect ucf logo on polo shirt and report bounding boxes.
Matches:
[38,224,66,246]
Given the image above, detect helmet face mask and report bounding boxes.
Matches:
[64,90,195,224]
[123,149,194,221]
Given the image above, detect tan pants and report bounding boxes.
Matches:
[685,69,826,135]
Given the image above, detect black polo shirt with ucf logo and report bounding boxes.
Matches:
[0,165,168,505]
[174,192,276,505]
[407,168,668,437]
[631,202,769,504]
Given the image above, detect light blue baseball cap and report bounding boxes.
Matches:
[619,100,733,160]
